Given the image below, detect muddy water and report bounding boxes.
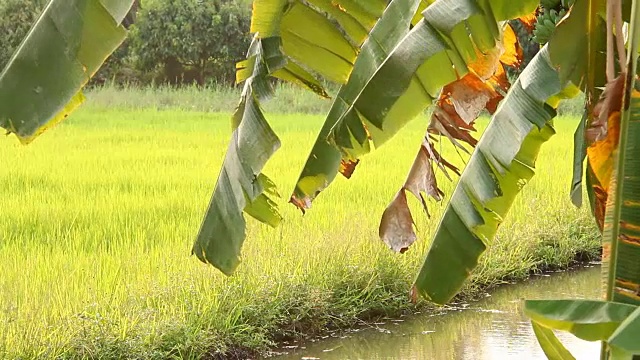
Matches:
[271,266,601,360]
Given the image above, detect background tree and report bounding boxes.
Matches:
[0,0,251,86]
[0,0,49,70]
[131,0,251,85]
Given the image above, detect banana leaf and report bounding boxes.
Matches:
[0,0,136,144]
[412,46,575,304]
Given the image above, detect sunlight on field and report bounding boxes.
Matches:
[0,108,598,358]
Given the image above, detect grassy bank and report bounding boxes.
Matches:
[0,105,599,358]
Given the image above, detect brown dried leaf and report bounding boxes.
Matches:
[500,24,524,68]
[339,159,359,178]
[588,165,608,231]
[405,143,444,206]
[586,75,624,228]
[518,11,538,33]
[430,108,477,149]
[379,140,450,253]
[379,191,417,253]
[379,22,525,253]
[588,75,625,144]
[442,74,500,124]
[427,69,506,158]
[423,139,461,179]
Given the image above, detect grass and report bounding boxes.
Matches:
[84,83,333,115]
[0,95,599,359]
[85,83,585,117]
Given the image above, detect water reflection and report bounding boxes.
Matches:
[271,267,601,360]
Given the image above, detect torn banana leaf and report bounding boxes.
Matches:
[291,0,425,211]
[380,22,524,253]
[193,36,285,275]
[292,0,538,212]
[413,46,572,304]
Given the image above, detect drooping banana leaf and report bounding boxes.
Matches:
[194,0,417,274]
[531,322,576,360]
[290,0,426,210]
[548,0,606,88]
[525,299,639,342]
[602,82,640,306]
[192,36,288,274]
[526,3,640,358]
[412,46,578,305]
[291,0,538,211]
[194,0,374,273]
[0,0,137,144]
[201,0,537,274]
[379,23,524,253]
[571,110,589,207]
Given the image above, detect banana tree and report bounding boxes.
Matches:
[522,0,640,357]
[2,0,640,359]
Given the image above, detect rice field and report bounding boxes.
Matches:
[0,98,599,358]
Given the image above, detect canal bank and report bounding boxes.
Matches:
[269,266,601,360]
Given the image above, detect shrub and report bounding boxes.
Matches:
[131,0,251,86]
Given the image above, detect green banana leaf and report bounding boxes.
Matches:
[571,111,588,207]
[525,299,638,341]
[548,0,605,87]
[531,322,576,360]
[201,0,540,275]
[290,0,425,210]
[608,306,640,359]
[412,46,578,304]
[192,36,286,274]
[291,0,538,211]
[604,90,640,306]
[601,0,640,308]
[551,0,607,210]
[0,0,135,144]
[195,0,399,274]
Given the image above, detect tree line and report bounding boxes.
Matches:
[0,0,251,86]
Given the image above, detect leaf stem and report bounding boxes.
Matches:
[606,0,640,304]
[601,1,640,359]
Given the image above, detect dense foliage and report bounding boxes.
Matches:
[0,0,49,70]
[131,0,251,85]
[0,0,250,86]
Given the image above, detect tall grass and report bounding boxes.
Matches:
[85,83,333,114]
[0,101,598,358]
[85,83,585,117]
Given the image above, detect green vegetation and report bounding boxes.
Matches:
[0,105,599,358]
[0,0,49,69]
[83,83,584,117]
[3,0,639,359]
[0,0,251,86]
[83,83,333,114]
[130,0,250,85]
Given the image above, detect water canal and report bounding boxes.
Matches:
[272,266,601,360]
